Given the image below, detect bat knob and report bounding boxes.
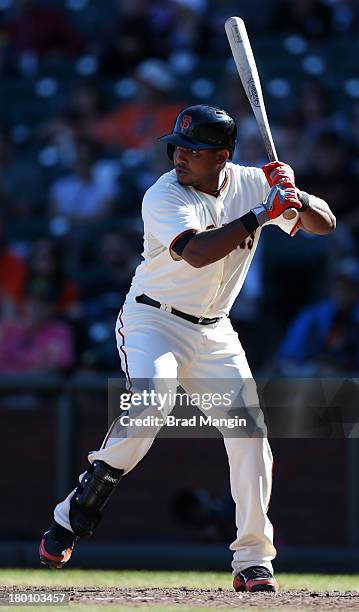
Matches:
[283,208,298,221]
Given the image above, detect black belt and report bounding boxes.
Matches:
[135,294,221,326]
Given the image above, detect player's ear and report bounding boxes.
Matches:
[216,149,230,166]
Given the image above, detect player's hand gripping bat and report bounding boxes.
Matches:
[225,16,298,221]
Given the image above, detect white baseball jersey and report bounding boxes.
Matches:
[127,162,297,318]
[54,161,290,576]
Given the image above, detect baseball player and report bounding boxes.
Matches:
[39,105,335,592]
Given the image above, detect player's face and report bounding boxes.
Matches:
[173,146,229,191]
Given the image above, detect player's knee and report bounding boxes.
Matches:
[69,460,123,538]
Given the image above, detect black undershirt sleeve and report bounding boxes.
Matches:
[171,229,198,257]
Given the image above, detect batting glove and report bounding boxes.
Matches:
[251,184,302,226]
[262,161,295,188]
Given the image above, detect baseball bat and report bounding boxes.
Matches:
[225,16,298,221]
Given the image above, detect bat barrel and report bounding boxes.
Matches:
[225,16,297,222]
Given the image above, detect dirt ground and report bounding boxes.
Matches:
[1,586,359,609]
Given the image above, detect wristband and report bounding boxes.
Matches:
[298,191,310,211]
[251,204,269,227]
[241,210,260,233]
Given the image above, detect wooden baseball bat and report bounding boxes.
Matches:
[225,16,298,221]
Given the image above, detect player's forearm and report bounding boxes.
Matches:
[182,218,252,268]
[298,193,336,235]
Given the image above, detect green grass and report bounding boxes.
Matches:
[0,570,358,611]
[0,569,227,588]
[0,569,358,591]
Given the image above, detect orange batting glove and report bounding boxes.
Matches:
[262,161,295,188]
[251,184,302,226]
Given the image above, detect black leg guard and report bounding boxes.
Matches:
[69,460,123,539]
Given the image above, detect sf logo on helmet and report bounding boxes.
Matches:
[180,115,192,131]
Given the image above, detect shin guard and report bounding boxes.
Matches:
[69,461,123,538]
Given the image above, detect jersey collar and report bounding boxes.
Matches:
[194,168,228,198]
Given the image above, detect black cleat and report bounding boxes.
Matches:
[233,565,279,592]
[39,520,76,569]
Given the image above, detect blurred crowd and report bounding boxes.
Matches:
[0,0,358,375]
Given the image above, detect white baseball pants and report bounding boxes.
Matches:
[54,301,276,574]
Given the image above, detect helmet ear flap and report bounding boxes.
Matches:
[167,143,175,161]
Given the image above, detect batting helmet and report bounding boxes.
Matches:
[159,105,237,160]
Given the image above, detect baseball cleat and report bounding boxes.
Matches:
[233,566,279,593]
[39,520,76,569]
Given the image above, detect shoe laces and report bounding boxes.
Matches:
[240,566,273,581]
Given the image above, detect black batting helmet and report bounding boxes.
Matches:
[159,105,237,160]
